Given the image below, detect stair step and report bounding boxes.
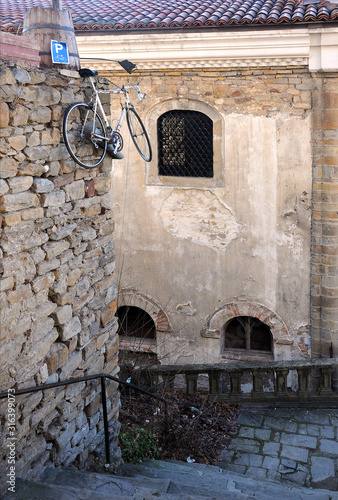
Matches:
[122,459,338,500]
[4,460,338,500]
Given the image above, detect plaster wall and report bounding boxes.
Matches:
[109,66,313,365]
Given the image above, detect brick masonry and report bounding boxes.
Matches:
[311,73,338,372]
[0,56,120,489]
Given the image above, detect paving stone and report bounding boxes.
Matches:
[236,410,264,427]
[238,427,255,438]
[248,454,263,467]
[262,442,280,457]
[306,424,320,436]
[264,416,286,431]
[233,438,260,454]
[281,458,297,469]
[295,410,331,426]
[244,466,267,480]
[280,432,317,449]
[320,426,335,439]
[262,456,280,470]
[254,428,271,441]
[281,445,309,463]
[284,421,298,433]
[311,456,336,484]
[234,454,250,466]
[320,439,338,455]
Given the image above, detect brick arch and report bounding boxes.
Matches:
[202,301,292,350]
[117,289,171,334]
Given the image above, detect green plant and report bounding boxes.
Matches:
[119,425,161,464]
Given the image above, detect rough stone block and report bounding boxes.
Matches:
[8,134,27,152]
[40,189,66,207]
[37,258,60,275]
[59,315,81,341]
[43,240,70,260]
[49,223,77,241]
[0,179,9,196]
[59,350,82,381]
[32,273,55,293]
[0,102,9,128]
[63,180,85,201]
[29,107,51,124]
[0,191,39,212]
[53,305,73,325]
[32,178,54,193]
[46,343,69,374]
[0,157,18,178]
[100,299,118,327]
[21,207,44,221]
[8,175,33,193]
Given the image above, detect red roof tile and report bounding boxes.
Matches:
[1,0,337,33]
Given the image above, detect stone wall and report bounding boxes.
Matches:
[0,57,120,489]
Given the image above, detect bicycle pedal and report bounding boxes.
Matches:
[107,144,124,159]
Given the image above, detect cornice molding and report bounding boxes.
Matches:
[76,27,338,72]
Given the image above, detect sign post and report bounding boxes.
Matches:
[51,40,69,64]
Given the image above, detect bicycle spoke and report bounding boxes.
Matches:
[63,103,107,169]
[126,107,152,162]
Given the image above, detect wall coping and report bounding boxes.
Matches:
[0,31,40,67]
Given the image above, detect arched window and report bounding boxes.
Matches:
[223,316,272,352]
[116,306,156,339]
[157,110,213,178]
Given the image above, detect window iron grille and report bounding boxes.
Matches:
[158,110,213,178]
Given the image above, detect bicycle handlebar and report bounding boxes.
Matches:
[110,84,146,101]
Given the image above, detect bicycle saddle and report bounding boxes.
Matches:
[79,68,98,78]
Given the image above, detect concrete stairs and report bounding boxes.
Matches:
[6,459,338,499]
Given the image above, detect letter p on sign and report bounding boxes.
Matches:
[51,40,69,64]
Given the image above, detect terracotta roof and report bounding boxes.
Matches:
[1,0,338,33]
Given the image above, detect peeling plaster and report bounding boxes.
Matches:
[159,189,242,252]
[176,301,196,316]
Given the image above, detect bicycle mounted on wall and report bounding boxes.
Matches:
[63,60,152,169]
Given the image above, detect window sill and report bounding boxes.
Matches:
[221,349,273,362]
[119,336,157,353]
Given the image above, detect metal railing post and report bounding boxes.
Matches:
[100,375,110,464]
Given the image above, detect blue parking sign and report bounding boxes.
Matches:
[51,40,69,64]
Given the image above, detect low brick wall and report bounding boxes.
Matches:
[0,57,120,489]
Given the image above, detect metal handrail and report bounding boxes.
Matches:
[0,373,168,464]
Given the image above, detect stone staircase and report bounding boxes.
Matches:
[5,459,338,500]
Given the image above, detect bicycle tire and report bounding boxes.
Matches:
[126,107,152,162]
[63,102,107,169]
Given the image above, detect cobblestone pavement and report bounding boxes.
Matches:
[218,406,338,492]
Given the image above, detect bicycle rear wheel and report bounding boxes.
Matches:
[126,107,152,162]
[63,102,107,169]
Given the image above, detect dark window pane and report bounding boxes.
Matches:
[116,306,156,339]
[250,320,272,351]
[158,110,213,177]
[224,317,246,349]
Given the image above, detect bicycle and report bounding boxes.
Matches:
[63,66,152,169]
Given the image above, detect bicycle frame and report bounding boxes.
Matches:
[86,75,144,148]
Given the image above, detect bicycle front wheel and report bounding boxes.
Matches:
[126,107,152,162]
[63,102,107,169]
